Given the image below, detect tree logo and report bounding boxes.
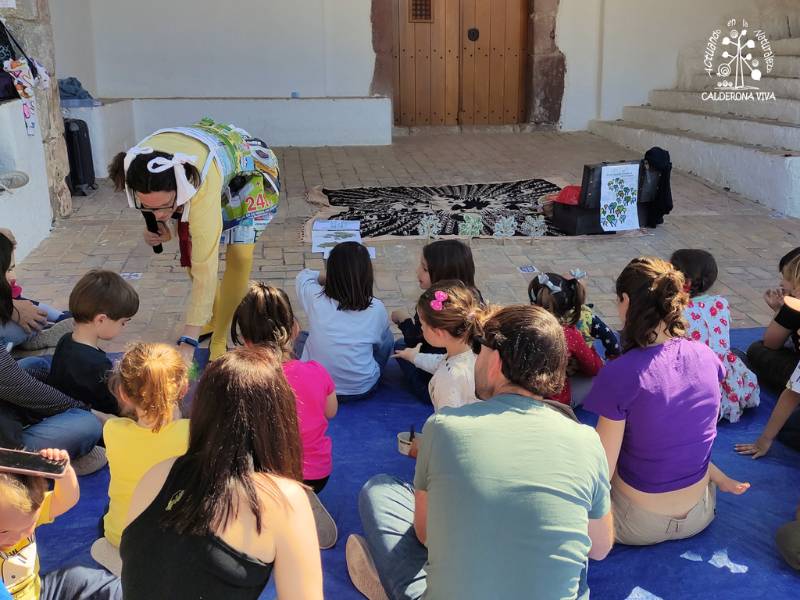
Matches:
[702,18,775,102]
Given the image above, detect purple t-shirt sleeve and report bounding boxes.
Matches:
[584,360,636,421]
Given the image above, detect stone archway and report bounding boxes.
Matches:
[370,0,565,127]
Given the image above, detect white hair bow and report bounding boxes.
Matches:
[123,146,199,222]
[570,269,587,281]
[531,266,562,294]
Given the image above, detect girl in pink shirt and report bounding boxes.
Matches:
[232,282,338,493]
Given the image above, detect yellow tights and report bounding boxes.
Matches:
[206,243,255,360]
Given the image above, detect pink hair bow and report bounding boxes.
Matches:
[430,290,448,311]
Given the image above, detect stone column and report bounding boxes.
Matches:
[0,0,71,217]
[527,0,565,126]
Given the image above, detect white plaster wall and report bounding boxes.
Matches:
[132,98,392,147]
[558,0,757,130]
[0,100,53,261]
[86,0,374,99]
[49,0,97,95]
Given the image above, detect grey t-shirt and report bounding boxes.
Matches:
[414,393,611,600]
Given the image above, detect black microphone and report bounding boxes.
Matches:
[143,211,163,254]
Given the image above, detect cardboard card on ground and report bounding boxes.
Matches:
[311,229,362,253]
[323,246,376,259]
[312,220,361,231]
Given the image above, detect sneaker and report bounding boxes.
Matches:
[346,534,389,600]
[0,170,29,192]
[73,446,107,476]
[18,318,73,351]
[307,490,338,549]
[90,537,122,576]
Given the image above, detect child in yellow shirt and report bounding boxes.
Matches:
[90,343,190,575]
[0,449,121,599]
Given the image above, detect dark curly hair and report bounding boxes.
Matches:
[616,257,688,352]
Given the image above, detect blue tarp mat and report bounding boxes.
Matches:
[37,328,799,599]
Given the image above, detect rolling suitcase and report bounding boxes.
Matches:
[63,118,97,196]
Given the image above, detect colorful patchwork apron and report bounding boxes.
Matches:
[149,118,281,246]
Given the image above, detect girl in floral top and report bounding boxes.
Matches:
[671,249,759,422]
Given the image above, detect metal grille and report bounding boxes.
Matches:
[410,0,432,22]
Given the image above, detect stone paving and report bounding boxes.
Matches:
[14,131,799,354]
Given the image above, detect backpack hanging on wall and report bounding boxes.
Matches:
[0,18,37,101]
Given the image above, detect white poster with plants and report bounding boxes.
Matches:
[600,163,640,232]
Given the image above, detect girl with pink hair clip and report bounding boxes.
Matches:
[393,281,482,412]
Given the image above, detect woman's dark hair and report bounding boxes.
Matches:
[670,249,718,297]
[108,150,201,194]
[231,282,296,360]
[616,257,688,352]
[416,280,481,340]
[161,346,302,536]
[323,242,374,311]
[0,234,15,325]
[481,304,567,398]
[527,273,586,327]
[422,240,476,287]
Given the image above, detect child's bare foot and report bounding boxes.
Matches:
[717,476,751,495]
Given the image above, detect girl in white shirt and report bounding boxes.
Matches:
[394,281,481,411]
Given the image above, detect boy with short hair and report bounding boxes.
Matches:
[47,270,139,415]
[0,448,121,599]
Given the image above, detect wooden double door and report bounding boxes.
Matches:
[393,0,528,127]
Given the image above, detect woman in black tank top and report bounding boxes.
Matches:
[120,346,323,599]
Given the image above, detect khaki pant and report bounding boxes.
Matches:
[776,520,800,570]
[612,482,716,546]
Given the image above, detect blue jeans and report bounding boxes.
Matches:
[40,566,121,600]
[0,319,33,349]
[359,474,428,600]
[22,408,102,459]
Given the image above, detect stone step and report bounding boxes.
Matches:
[773,38,800,56]
[773,55,800,78]
[588,119,800,217]
[649,89,800,125]
[622,106,800,152]
[688,73,800,100]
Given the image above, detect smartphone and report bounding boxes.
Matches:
[0,448,67,478]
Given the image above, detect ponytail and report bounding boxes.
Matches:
[416,280,482,340]
[111,342,188,432]
[527,272,585,326]
[616,257,688,352]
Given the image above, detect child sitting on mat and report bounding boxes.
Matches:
[296,242,393,402]
[528,269,603,406]
[391,239,484,402]
[91,343,190,575]
[0,449,121,599]
[671,249,759,422]
[748,252,800,391]
[47,270,139,416]
[232,282,337,495]
[0,231,73,352]
[393,281,481,411]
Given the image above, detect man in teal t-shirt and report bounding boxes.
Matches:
[348,305,614,600]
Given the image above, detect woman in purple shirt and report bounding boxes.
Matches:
[584,257,749,546]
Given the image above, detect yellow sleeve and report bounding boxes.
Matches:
[185,163,223,326]
[36,492,54,526]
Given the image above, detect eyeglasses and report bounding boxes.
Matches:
[134,192,177,213]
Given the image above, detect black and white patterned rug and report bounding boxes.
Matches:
[309,179,562,238]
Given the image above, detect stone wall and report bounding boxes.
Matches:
[528,0,564,126]
[0,0,71,218]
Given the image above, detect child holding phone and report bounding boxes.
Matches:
[0,449,121,599]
